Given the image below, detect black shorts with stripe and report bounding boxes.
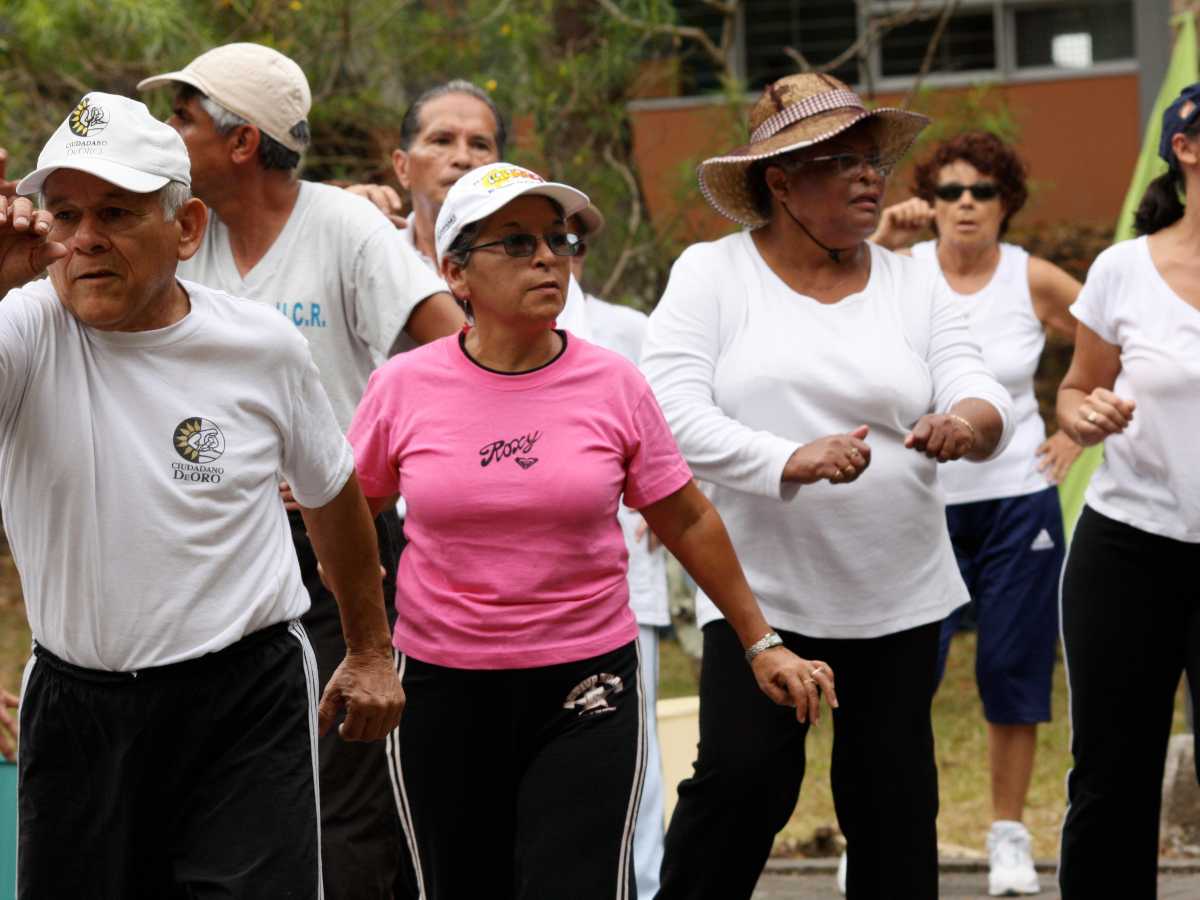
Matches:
[393,640,645,900]
[17,620,322,900]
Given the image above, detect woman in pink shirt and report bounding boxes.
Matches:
[347,162,826,899]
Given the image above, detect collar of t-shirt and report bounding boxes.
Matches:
[82,281,207,349]
[452,329,573,389]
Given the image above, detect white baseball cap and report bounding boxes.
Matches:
[138,43,311,153]
[435,162,590,265]
[17,92,191,196]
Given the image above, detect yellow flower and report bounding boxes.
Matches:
[289,0,302,9]
[485,79,498,92]
[499,23,512,36]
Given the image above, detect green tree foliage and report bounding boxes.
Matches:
[0,0,691,306]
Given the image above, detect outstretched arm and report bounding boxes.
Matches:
[300,472,404,741]
[640,482,838,725]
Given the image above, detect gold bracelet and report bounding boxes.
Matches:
[947,414,977,447]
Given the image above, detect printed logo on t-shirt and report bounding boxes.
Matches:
[276,301,327,329]
[171,417,226,484]
[479,431,542,468]
[563,673,624,718]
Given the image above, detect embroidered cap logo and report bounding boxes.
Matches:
[69,98,110,137]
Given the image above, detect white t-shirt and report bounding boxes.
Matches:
[587,294,670,627]
[641,233,1013,638]
[1071,237,1200,542]
[912,241,1049,504]
[0,279,353,671]
[180,182,447,430]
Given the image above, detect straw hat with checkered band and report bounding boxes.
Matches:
[698,73,930,229]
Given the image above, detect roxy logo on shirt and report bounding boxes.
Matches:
[479,431,541,469]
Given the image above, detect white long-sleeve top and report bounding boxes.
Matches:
[641,232,1014,638]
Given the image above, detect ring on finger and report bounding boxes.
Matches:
[1085,410,1098,424]
[842,466,854,477]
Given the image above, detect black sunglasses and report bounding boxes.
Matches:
[934,182,999,202]
[463,232,582,258]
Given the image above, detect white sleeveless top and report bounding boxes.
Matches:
[912,241,1048,504]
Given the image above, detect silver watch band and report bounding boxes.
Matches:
[744,631,784,663]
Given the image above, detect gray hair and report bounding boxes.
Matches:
[399,80,507,156]
[184,86,308,172]
[159,180,192,221]
[38,179,191,221]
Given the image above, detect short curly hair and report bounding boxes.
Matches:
[911,131,1028,237]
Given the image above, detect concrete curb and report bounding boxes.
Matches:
[763,858,1200,876]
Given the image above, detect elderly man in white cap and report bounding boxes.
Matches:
[137,45,465,899]
[0,92,402,899]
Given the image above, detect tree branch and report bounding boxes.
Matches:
[783,0,949,77]
[595,0,730,72]
[903,0,960,108]
[598,143,645,300]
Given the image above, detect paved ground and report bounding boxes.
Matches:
[751,861,1200,899]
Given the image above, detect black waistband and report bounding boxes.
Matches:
[32,620,295,683]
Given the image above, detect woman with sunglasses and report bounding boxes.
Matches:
[641,76,1013,900]
[346,162,826,900]
[872,131,1082,895]
[1054,86,1200,899]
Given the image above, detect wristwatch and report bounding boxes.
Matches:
[744,631,784,663]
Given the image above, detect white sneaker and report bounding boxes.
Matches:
[836,849,847,895]
[987,820,1040,896]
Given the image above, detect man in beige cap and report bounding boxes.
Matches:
[139,44,463,900]
[0,91,403,899]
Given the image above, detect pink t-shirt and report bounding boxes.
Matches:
[348,332,693,669]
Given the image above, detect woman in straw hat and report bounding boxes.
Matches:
[640,74,1014,899]
[346,161,833,899]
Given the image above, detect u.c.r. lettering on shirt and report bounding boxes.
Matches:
[479,431,542,468]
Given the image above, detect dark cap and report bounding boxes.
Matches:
[1158,82,1200,167]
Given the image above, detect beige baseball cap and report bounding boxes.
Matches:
[138,43,311,153]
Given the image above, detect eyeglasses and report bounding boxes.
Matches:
[799,153,893,179]
[462,232,583,258]
[934,182,999,202]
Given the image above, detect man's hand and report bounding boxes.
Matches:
[317,648,405,741]
[782,426,871,485]
[0,149,18,198]
[346,183,406,228]
[869,197,934,250]
[0,195,67,295]
[1035,430,1083,484]
[1,689,18,761]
